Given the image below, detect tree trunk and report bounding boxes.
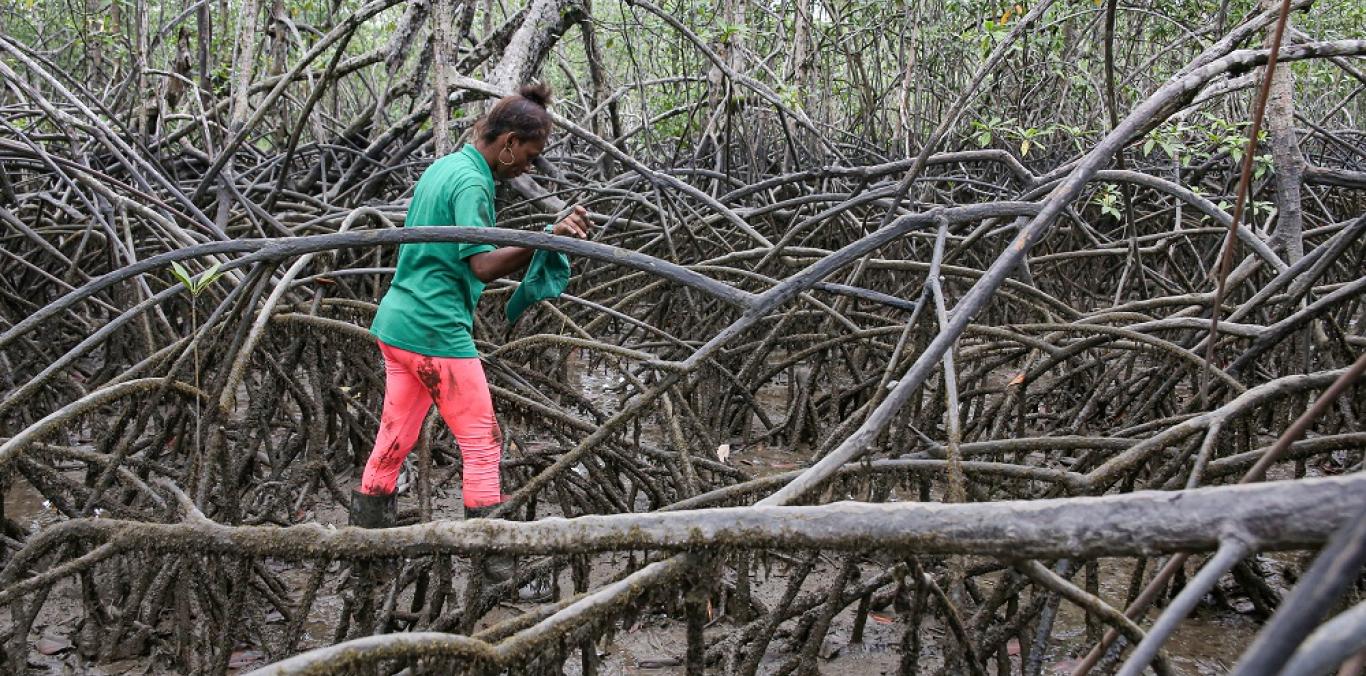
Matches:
[432,0,455,155]
[1261,0,1305,264]
[486,0,583,91]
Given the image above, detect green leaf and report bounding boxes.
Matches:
[1143,138,1156,156]
[201,263,224,286]
[171,261,192,286]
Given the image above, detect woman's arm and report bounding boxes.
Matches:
[467,205,592,283]
[467,246,534,282]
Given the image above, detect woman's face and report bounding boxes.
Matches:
[493,132,546,180]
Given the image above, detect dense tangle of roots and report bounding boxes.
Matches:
[1,2,1364,674]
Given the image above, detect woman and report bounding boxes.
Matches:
[350,84,590,551]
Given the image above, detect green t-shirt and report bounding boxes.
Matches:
[370,144,498,357]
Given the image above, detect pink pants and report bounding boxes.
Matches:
[360,341,503,507]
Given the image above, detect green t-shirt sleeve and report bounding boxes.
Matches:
[451,185,498,260]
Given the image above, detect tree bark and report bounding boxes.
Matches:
[432,0,455,155]
[1261,0,1305,263]
[18,475,1360,561]
[486,0,584,90]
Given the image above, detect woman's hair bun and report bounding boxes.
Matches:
[518,83,552,108]
[476,82,554,144]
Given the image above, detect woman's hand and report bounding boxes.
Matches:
[551,205,592,239]
[469,205,593,282]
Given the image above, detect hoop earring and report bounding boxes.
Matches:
[498,145,515,166]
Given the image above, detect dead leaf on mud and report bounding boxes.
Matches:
[228,650,263,669]
[36,633,72,655]
[1051,658,1081,672]
[868,611,895,624]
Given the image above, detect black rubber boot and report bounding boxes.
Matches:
[465,504,552,602]
[464,504,515,583]
[349,488,396,529]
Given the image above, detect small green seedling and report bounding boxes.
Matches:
[170,260,224,467]
[170,261,224,296]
